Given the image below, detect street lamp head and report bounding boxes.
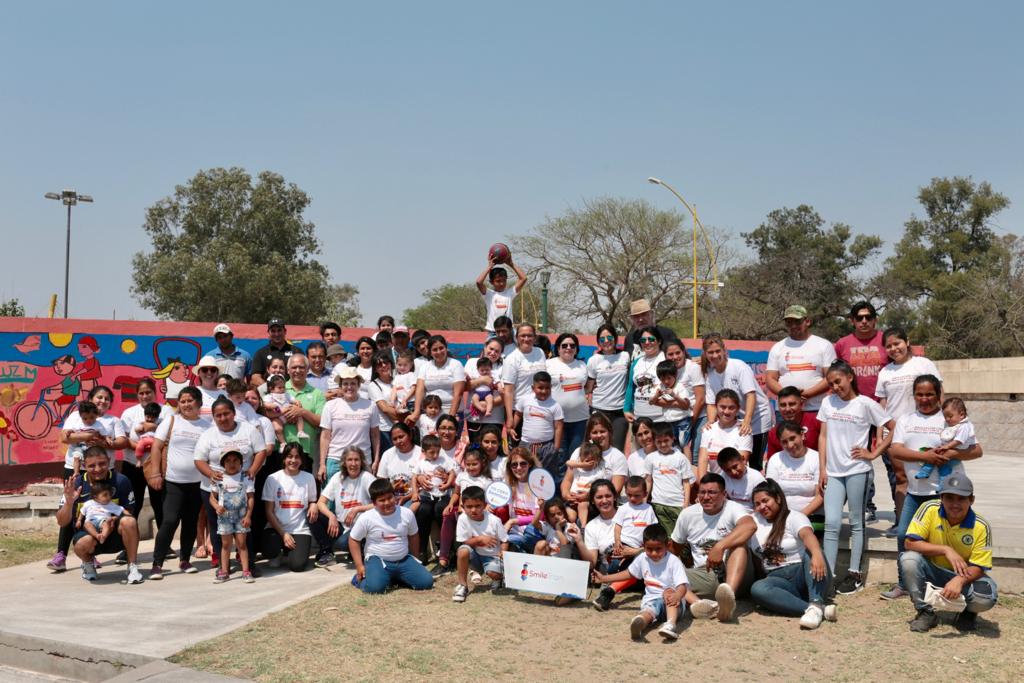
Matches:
[540,271,551,286]
[44,192,61,201]
[647,177,662,185]
[78,195,94,203]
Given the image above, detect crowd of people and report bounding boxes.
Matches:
[49,259,998,639]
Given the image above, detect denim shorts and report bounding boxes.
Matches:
[640,595,667,621]
[462,546,504,576]
[217,517,250,535]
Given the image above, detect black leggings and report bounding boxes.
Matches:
[414,493,450,561]
[57,468,75,554]
[261,529,312,572]
[750,431,768,471]
[153,481,202,565]
[121,461,147,518]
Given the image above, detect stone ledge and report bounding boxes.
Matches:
[0,631,156,683]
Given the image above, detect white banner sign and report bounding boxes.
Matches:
[502,551,590,599]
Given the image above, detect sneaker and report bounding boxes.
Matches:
[268,556,282,569]
[954,611,978,633]
[866,509,877,522]
[658,622,679,640]
[81,562,98,582]
[715,583,736,622]
[127,564,144,584]
[165,548,178,560]
[799,604,824,630]
[629,615,646,640]
[592,586,615,612]
[115,550,128,565]
[690,599,720,620]
[213,571,230,584]
[93,558,102,569]
[910,608,938,632]
[315,553,336,568]
[882,524,899,538]
[249,565,262,578]
[149,565,164,581]
[880,584,908,601]
[836,572,864,595]
[468,570,483,585]
[46,551,67,573]
[452,584,469,603]
[242,571,255,584]
[431,562,451,577]
[179,561,198,574]
[823,604,838,622]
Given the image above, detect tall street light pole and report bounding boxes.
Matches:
[540,271,551,333]
[44,189,93,318]
[647,177,720,338]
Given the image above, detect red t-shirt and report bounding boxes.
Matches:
[766,411,820,461]
[833,332,887,401]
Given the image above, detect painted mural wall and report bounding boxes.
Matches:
[0,318,771,481]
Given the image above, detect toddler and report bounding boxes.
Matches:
[559,440,605,526]
[469,357,497,420]
[533,498,579,558]
[263,374,308,445]
[417,394,442,438]
[210,450,255,583]
[645,422,695,533]
[651,360,693,448]
[77,480,126,542]
[133,402,163,461]
[918,397,975,480]
[67,401,102,476]
[391,351,419,416]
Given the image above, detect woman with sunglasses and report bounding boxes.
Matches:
[623,326,666,430]
[193,356,228,418]
[366,351,399,453]
[547,332,590,458]
[585,324,631,451]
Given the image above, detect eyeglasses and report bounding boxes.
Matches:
[853,314,876,321]
[560,343,577,349]
[510,461,529,469]
[598,335,615,343]
[640,336,657,343]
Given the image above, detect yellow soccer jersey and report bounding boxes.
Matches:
[906,500,992,571]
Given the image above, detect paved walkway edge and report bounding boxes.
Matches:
[0,631,155,682]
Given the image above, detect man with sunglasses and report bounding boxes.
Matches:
[623,299,679,361]
[252,318,298,387]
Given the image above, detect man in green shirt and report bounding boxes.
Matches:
[284,353,326,472]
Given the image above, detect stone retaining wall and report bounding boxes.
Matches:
[934,357,1023,457]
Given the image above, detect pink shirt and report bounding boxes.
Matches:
[834,332,887,401]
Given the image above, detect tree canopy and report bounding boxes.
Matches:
[0,298,25,317]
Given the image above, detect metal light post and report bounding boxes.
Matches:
[647,177,719,338]
[44,189,93,318]
[540,271,551,333]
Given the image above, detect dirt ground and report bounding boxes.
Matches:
[0,530,55,569]
[173,572,1024,683]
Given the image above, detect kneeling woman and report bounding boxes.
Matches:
[748,479,837,630]
[262,444,320,572]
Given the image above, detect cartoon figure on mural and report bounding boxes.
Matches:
[150,338,201,405]
[12,355,82,441]
[69,336,102,397]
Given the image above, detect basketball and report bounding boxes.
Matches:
[488,242,511,264]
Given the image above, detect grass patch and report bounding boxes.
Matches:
[0,530,56,569]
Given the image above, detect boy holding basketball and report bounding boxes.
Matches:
[476,247,528,334]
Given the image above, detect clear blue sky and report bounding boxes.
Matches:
[2,1,1021,323]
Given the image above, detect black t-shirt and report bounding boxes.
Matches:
[252,342,298,377]
[623,324,681,360]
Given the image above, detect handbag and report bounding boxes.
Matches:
[143,414,173,483]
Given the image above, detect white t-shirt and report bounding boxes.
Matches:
[584,515,617,556]
[570,446,628,481]
[255,415,276,448]
[679,361,705,418]
[456,511,508,557]
[627,448,649,477]
[417,357,466,412]
[701,422,753,474]
[645,449,696,507]
[193,421,266,491]
[724,467,766,510]
[766,335,836,411]
[120,402,173,458]
[655,381,693,423]
[464,357,505,425]
[765,450,820,513]
[153,414,211,484]
[321,471,376,529]
[482,288,516,332]
[81,499,125,525]
[628,552,689,599]
[321,397,379,463]
[749,510,812,571]
[569,464,606,497]
[875,356,942,421]
[455,470,491,493]
[355,366,373,400]
[587,352,631,411]
[350,507,417,562]
[413,453,458,498]
[705,358,774,434]
[500,347,547,407]
[817,394,890,477]
[392,371,418,410]
[262,469,317,535]
[942,419,976,449]
[546,358,590,423]
[376,445,422,499]
[515,395,564,444]
[198,386,225,418]
[62,411,115,469]
[509,481,541,533]
[612,501,658,548]
[417,414,438,437]
[892,411,967,497]
[670,500,750,568]
[629,352,666,419]
[232,400,262,427]
[365,380,395,432]
[488,455,507,481]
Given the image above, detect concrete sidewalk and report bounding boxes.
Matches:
[0,539,355,659]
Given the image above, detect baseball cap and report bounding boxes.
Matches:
[939,474,974,497]
[393,325,409,335]
[630,299,652,316]
[194,355,219,372]
[268,318,285,328]
[326,344,346,358]
[213,323,232,335]
[784,305,808,320]
[219,450,243,466]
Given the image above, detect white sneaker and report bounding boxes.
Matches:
[800,604,824,630]
[126,564,144,585]
[714,583,736,622]
[658,621,679,640]
[452,584,469,603]
[468,570,483,585]
[690,599,720,620]
[81,562,98,582]
[823,604,838,622]
[629,615,646,640]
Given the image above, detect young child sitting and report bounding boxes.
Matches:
[417,394,442,438]
[533,497,580,558]
[613,476,659,560]
[468,357,497,420]
[391,350,419,420]
[718,447,766,511]
[210,450,256,583]
[645,422,695,534]
[77,480,127,544]
[559,440,605,526]
[133,402,163,462]
[263,374,308,445]
[593,524,698,641]
[453,485,509,603]
[917,397,975,480]
[412,434,458,569]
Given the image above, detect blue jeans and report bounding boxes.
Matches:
[689,414,708,466]
[357,555,434,594]
[895,493,938,588]
[750,552,832,616]
[563,420,588,463]
[379,430,393,455]
[674,416,693,450]
[508,524,544,554]
[823,471,870,574]
[900,551,997,613]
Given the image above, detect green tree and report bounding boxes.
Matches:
[708,205,882,340]
[131,168,357,324]
[323,283,362,328]
[0,298,25,317]
[404,283,486,331]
